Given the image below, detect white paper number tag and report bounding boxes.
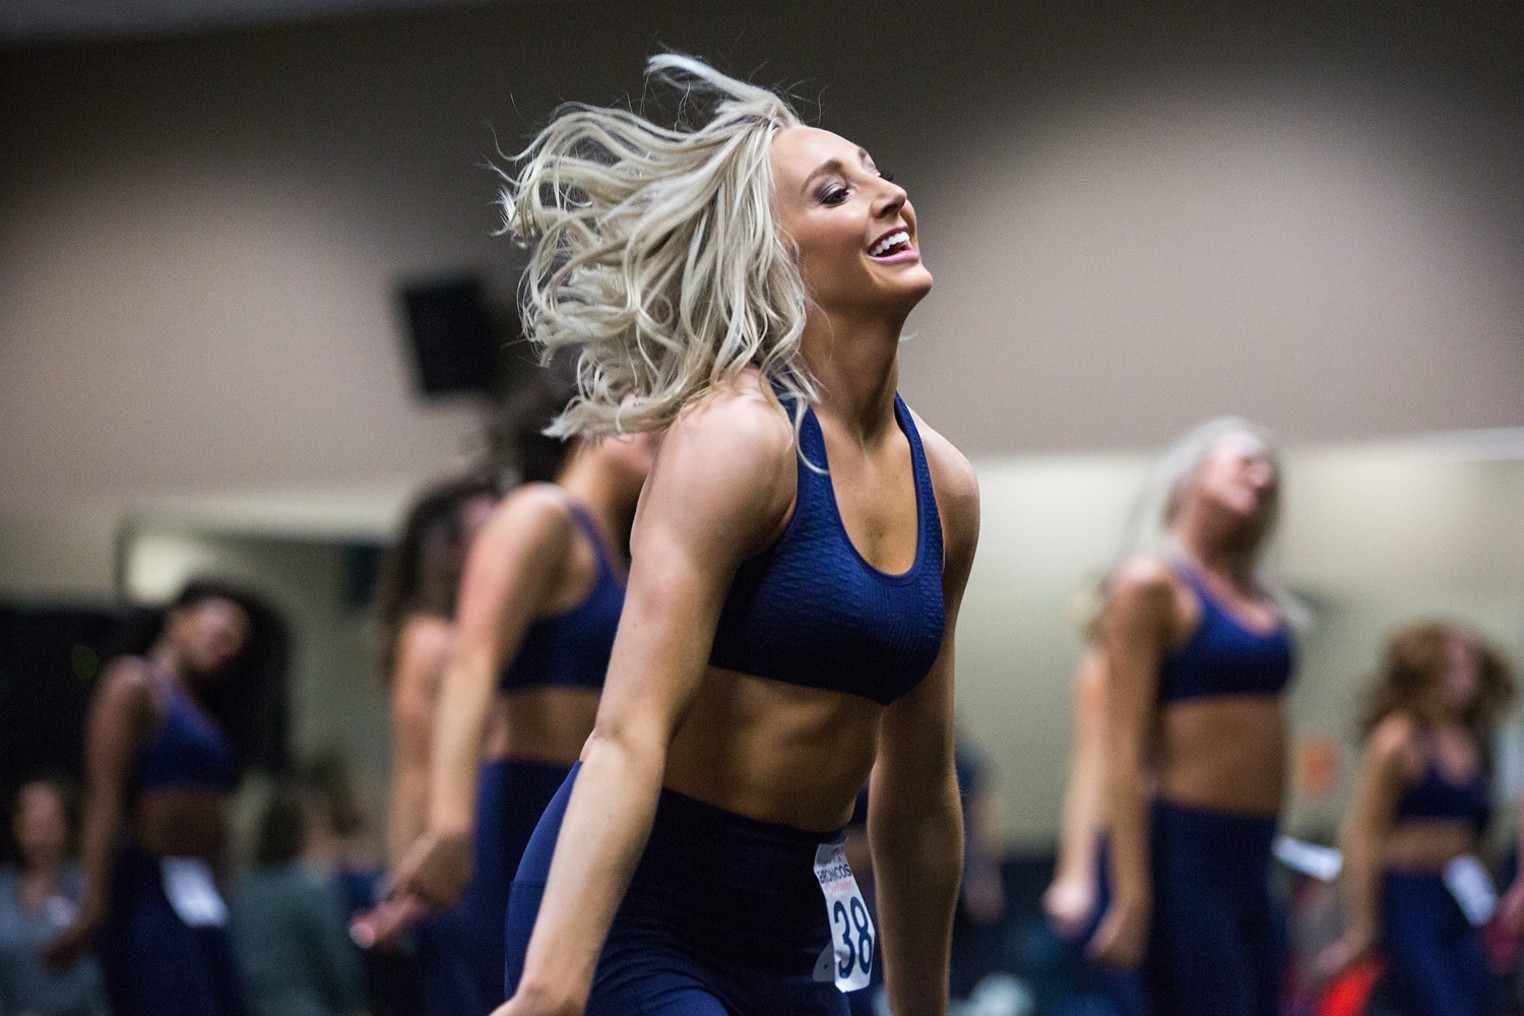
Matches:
[812,841,874,992]
[161,858,229,928]
[1442,854,1497,927]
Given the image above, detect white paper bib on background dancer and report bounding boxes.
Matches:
[161,858,229,927]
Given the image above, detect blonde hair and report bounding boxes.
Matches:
[1116,416,1283,571]
[497,54,815,437]
[1104,416,1309,628]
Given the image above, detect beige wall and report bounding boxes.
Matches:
[2,1,1520,536]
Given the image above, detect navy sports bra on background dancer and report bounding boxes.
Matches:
[135,665,240,794]
[707,394,945,706]
[1155,562,1294,705]
[1393,733,1491,833]
[498,502,625,693]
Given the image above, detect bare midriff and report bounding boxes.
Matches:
[486,685,602,766]
[1154,695,1287,817]
[663,666,883,833]
[1382,820,1480,872]
[133,789,228,858]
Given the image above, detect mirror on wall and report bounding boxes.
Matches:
[31,428,1518,857]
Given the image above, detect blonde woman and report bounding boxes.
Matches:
[1092,418,1294,1016]
[440,55,980,1016]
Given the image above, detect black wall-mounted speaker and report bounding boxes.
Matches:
[397,274,505,397]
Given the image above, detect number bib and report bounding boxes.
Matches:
[161,858,229,928]
[811,841,874,992]
[1442,854,1498,927]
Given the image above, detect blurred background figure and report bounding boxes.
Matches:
[378,369,658,1012]
[1320,622,1517,1016]
[230,780,365,1016]
[0,777,108,1016]
[370,470,502,1016]
[1095,417,1295,1016]
[1043,640,1150,1016]
[43,578,285,1016]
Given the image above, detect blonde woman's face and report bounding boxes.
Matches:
[770,127,933,315]
[1193,433,1278,524]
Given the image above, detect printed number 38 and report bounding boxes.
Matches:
[831,897,873,977]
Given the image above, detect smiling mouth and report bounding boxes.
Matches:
[868,230,911,258]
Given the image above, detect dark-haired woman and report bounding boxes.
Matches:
[1320,623,1516,1016]
[0,777,108,1016]
[45,581,264,1016]
[376,394,658,1013]
[370,474,500,1016]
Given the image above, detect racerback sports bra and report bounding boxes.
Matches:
[1156,563,1294,705]
[1393,731,1491,833]
[707,394,945,706]
[498,501,625,693]
[135,664,240,795]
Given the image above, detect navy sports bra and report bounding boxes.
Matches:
[1156,563,1294,705]
[1393,733,1491,833]
[498,502,625,693]
[135,665,239,794]
[707,395,945,706]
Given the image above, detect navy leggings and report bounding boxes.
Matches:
[99,842,244,1016]
[420,756,569,1016]
[505,763,851,1015]
[1141,801,1281,1016]
[1375,869,1490,1016]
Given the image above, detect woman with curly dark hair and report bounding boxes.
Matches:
[1320,622,1516,1016]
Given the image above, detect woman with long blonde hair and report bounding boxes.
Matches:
[1091,417,1294,1016]
[399,54,980,1016]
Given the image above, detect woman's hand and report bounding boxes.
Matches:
[490,982,585,1016]
[1497,878,1524,936]
[351,826,470,949]
[392,826,473,909]
[1087,895,1149,970]
[1315,925,1375,983]
[1042,872,1097,940]
[41,905,102,970]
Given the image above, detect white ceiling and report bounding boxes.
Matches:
[0,0,508,44]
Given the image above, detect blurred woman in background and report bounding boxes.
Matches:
[1321,622,1516,1016]
[371,471,501,1015]
[375,371,657,1013]
[0,777,107,1016]
[45,579,274,1016]
[1093,417,1295,1016]
[1044,640,1150,1016]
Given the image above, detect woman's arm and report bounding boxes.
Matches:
[1044,646,1108,938]
[1318,715,1408,978]
[1089,558,1175,969]
[503,390,796,1016]
[43,660,153,967]
[386,616,452,866]
[869,438,979,1016]
[392,489,575,907]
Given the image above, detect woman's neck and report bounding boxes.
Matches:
[800,312,903,440]
[558,452,634,552]
[1172,510,1260,583]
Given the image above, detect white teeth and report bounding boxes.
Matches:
[869,230,909,256]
